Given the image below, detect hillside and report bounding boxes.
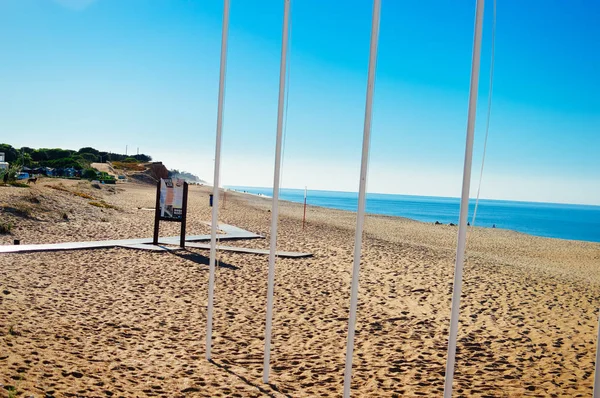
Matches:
[168,169,206,184]
[90,162,120,178]
[0,143,204,184]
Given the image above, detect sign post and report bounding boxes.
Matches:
[153,178,189,248]
[153,180,161,245]
[180,182,189,247]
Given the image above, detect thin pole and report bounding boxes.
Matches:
[594,310,600,398]
[206,0,230,361]
[343,1,381,396]
[443,0,485,396]
[152,180,161,245]
[263,0,291,384]
[180,182,188,248]
[302,186,307,230]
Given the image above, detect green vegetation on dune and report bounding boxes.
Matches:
[0,143,154,183]
[1,143,204,183]
[0,221,13,234]
[0,143,152,170]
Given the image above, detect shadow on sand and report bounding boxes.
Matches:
[209,359,290,398]
[169,250,239,270]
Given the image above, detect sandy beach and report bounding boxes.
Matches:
[1,179,600,397]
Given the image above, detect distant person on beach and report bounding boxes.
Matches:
[492,224,496,228]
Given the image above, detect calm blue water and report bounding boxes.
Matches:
[227,186,600,243]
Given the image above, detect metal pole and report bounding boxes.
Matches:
[443,1,485,396]
[206,0,230,361]
[152,180,161,245]
[302,186,307,230]
[343,1,381,396]
[180,182,188,248]
[594,310,600,398]
[263,0,291,384]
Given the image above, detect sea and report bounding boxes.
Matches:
[227,186,600,243]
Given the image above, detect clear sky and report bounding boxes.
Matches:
[0,0,598,205]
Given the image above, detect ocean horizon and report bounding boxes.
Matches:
[227,186,600,243]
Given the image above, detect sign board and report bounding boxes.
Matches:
[153,178,189,247]
[160,178,185,220]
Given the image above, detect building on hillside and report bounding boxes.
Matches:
[0,152,8,172]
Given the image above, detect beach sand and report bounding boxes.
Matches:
[1,179,599,397]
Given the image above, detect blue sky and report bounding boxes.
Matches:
[0,0,598,205]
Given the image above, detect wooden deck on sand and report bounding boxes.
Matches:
[0,223,312,258]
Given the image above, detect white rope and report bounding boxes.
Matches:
[470,0,496,229]
[274,0,292,243]
[279,0,292,197]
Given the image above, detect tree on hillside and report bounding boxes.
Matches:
[78,147,100,155]
[0,144,18,162]
[80,152,99,163]
[44,148,73,161]
[46,157,83,169]
[82,168,98,179]
[31,149,49,162]
[0,144,155,170]
[21,153,33,167]
[133,154,152,162]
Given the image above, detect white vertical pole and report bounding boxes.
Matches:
[206,0,230,361]
[263,0,291,384]
[302,186,307,230]
[594,310,600,398]
[343,1,381,397]
[443,0,485,396]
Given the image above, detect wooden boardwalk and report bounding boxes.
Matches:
[0,223,312,258]
[183,242,312,258]
[0,223,261,254]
